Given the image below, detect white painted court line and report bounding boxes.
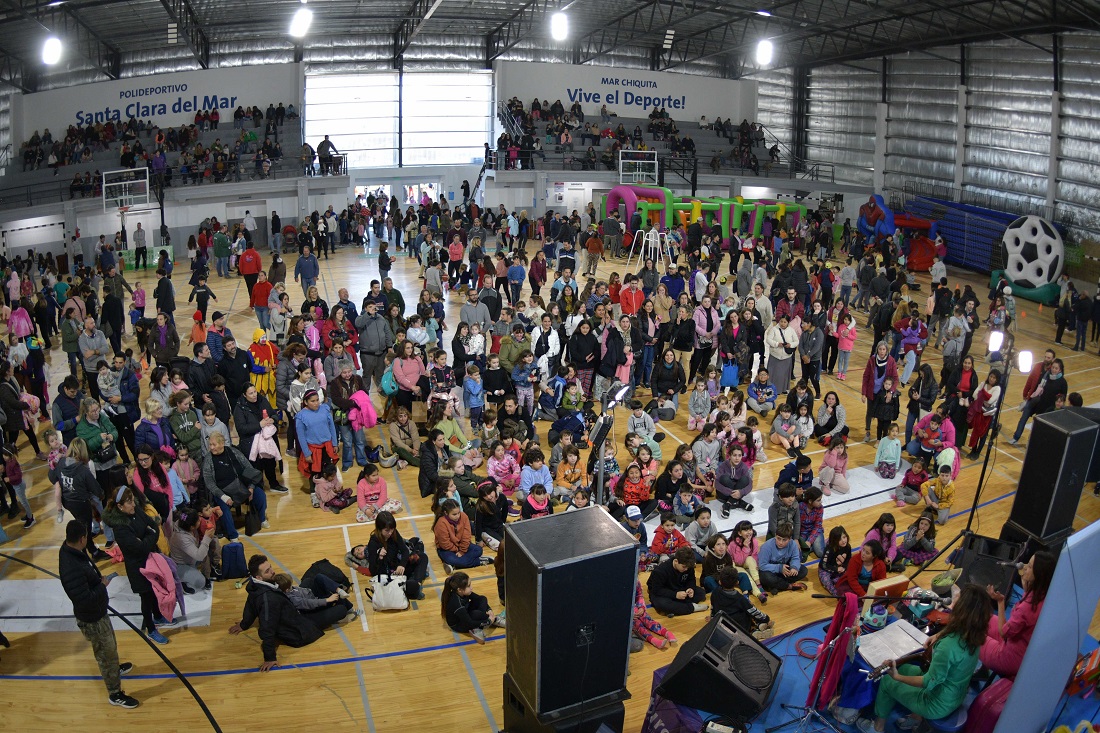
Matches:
[342,525,370,633]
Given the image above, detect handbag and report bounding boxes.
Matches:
[94,442,118,464]
[370,574,409,611]
[244,504,262,536]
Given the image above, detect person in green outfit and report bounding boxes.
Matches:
[857,584,989,732]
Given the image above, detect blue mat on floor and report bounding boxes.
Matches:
[644,618,1100,732]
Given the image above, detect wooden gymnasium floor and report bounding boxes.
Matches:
[1,237,1099,732]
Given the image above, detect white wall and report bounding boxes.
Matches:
[495,61,756,122]
[19,63,301,141]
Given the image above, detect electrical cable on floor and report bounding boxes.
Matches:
[0,550,224,733]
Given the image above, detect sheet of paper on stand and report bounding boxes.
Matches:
[857,619,929,670]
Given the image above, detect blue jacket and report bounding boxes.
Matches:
[295,403,338,449]
[135,416,175,453]
[511,363,537,390]
[294,254,320,282]
[117,367,142,423]
[660,274,685,300]
[775,461,814,495]
[463,378,485,409]
[205,327,234,365]
[747,380,778,406]
[507,264,525,284]
[758,537,802,574]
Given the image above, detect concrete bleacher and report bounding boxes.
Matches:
[5,116,305,191]
[508,112,787,176]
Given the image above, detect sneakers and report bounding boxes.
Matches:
[478,556,495,566]
[270,485,290,494]
[154,615,180,628]
[108,691,140,708]
[471,627,487,644]
[261,520,270,529]
[721,504,731,519]
[491,615,506,628]
[119,662,134,676]
[855,719,878,733]
[895,715,922,731]
[22,516,36,529]
[146,629,170,645]
[896,499,906,508]
[91,549,111,562]
[397,459,409,470]
[1006,437,1018,445]
[342,608,361,624]
[443,562,455,575]
[864,432,872,442]
[758,592,768,604]
[507,505,521,517]
[35,452,48,462]
[691,603,709,613]
[837,372,846,380]
[336,588,349,600]
[310,492,321,508]
[821,486,832,496]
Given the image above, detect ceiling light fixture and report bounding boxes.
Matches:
[756,9,772,16]
[755,38,774,65]
[550,12,568,41]
[42,36,62,65]
[289,4,313,37]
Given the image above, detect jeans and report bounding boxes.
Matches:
[89,495,115,543]
[438,544,484,569]
[254,306,270,330]
[68,351,80,378]
[837,350,851,374]
[900,350,918,384]
[637,344,655,386]
[211,486,268,540]
[216,256,229,278]
[300,278,316,298]
[759,565,808,592]
[1012,399,1038,441]
[339,423,367,470]
[905,409,921,445]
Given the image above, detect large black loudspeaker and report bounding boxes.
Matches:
[656,613,782,722]
[503,507,637,729]
[1006,410,1096,541]
[1066,407,1100,482]
[503,674,625,733]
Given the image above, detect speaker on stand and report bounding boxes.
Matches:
[999,410,1097,556]
[502,507,638,733]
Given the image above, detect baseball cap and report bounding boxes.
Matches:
[626,506,642,519]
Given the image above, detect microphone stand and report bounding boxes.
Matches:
[765,625,854,733]
[907,343,1016,587]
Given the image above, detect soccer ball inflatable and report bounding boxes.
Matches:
[1002,215,1063,289]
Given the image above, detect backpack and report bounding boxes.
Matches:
[381,365,398,396]
[221,542,247,578]
[301,558,351,591]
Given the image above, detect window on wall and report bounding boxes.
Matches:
[304,74,399,168]
[401,72,492,166]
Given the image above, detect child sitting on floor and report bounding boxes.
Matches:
[817,526,852,595]
[356,463,403,523]
[892,457,928,507]
[649,512,691,563]
[313,463,354,513]
[710,567,774,640]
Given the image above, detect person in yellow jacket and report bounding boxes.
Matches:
[248,328,279,406]
[919,464,955,525]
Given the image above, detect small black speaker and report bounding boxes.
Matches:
[504,507,637,721]
[955,534,1022,598]
[1010,410,1096,540]
[656,614,781,721]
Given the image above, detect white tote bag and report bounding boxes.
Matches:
[370,574,409,611]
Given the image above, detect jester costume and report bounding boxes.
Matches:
[249,328,279,405]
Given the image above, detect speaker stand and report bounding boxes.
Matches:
[764,628,847,733]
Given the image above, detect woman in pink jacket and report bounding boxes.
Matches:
[392,340,428,413]
[689,295,721,382]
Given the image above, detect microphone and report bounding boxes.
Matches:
[994,560,1024,569]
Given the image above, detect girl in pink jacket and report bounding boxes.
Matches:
[487,442,521,497]
[835,313,858,380]
[729,519,766,601]
[818,441,850,496]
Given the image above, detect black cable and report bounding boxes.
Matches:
[0,549,223,732]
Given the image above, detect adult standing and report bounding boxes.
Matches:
[764,314,800,394]
[133,222,148,271]
[942,354,979,448]
[102,487,170,645]
[689,295,722,383]
[270,211,282,252]
[1009,352,1066,445]
[58,520,139,708]
[0,362,45,459]
[217,336,254,405]
[459,290,493,333]
[233,384,287,495]
[101,288,125,354]
[238,241,262,298]
[294,245,319,299]
[328,360,369,472]
[212,224,232,279]
[355,300,393,393]
[798,317,824,399]
[76,398,121,493]
[146,313,180,370]
[566,320,599,398]
[78,316,109,400]
[860,341,898,442]
[51,438,109,560]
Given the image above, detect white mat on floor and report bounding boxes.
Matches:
[644,458,912,536]
[0,579,213,633]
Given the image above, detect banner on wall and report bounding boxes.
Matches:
[21,63,301,133]
[494,61,755,122]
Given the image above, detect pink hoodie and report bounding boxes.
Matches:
[821,448,848,477]
[729,536,760,565]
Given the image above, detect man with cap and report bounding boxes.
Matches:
[205,311,234,365]
[354,299,394,394]
[459,289,493,333]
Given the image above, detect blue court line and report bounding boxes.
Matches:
[0,476,1019,687]
[243,535,378,733]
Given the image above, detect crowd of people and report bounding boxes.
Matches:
[0,187,1064,718]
